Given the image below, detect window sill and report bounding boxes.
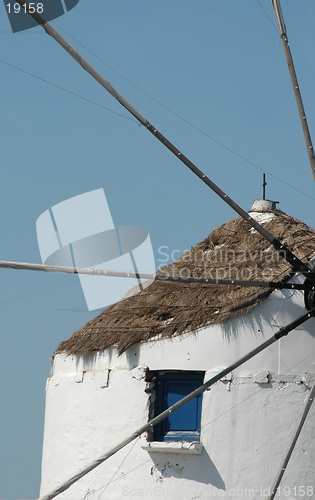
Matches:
[142,442,203,455]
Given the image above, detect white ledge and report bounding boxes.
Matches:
[142,442,203,454]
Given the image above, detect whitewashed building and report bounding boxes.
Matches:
[40,201,315,500]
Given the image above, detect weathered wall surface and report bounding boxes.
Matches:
[40,369,315,499]
[40,283,315,499]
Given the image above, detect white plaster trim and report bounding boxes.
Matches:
[75,371,84,383]
[142,442,203,454]
[248,211,276,230]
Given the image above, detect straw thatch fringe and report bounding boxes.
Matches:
[55,209,315,356]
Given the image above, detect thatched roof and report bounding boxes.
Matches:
[56,208,315,356]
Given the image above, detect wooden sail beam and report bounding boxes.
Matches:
[0,259,314,291]
[15,0,315,286]
[272,0,315,182]
[36,308,315,500]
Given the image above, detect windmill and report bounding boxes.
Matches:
[3,1,315,499]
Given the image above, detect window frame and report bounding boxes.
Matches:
[153,371,204,443]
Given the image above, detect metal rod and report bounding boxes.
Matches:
[268,379,315,500]
[263,173,267,200]
[16,0,315,285]
[0,259,314,290]
[36,307,315,500]
[272,0,315,182]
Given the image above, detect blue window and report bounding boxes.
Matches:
[154,371,204,442]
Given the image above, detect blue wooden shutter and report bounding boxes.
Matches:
[154,372,204,442]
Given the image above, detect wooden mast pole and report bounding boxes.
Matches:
[272,0,315,182]
[1,258,313,290]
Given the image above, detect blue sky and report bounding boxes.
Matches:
[1,1,315,498]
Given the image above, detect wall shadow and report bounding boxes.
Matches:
[148,447,225,489]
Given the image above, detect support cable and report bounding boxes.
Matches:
[0,259,314,291]
[16,0,315,286]
[37,307,315,500]
[305,0,315,26]
[257,0,278,32]
[268,379,315,500]
[272,0,315,182]
[3,53,315,203]
[0,58,136,123]
[51,20,315,201]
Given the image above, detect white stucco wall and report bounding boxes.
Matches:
[40,279,315,499]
